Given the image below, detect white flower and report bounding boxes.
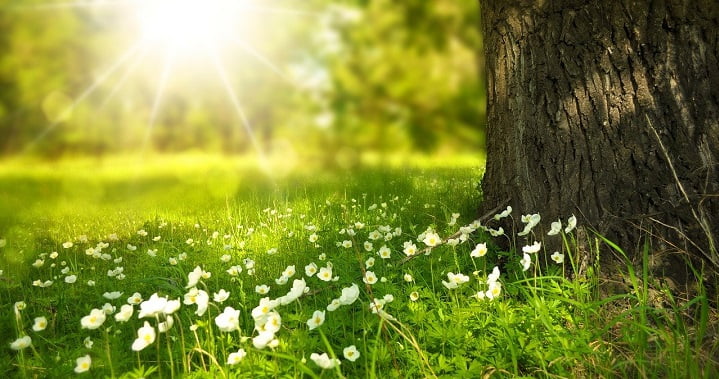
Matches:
[442,272,470,289]
[422,232,441,247]
[138,293,169,318]
[282,265,296,278]
[169,257,178,265]
[403,273,413,282]
[565,215,577,233]
[522,241,541,254]
[275,275,289,285]
[409,291,419,301]
[158,315,174,333]
[255,284,270,295]
[102,303,115,315]
[520,253,532,272]
[220,254,231,263]
[493,206,512,220]
[551,251,565,264]
[326,299,341,311]
[65,275,77,284]
[365,257,375,269]
[87,280,95,287]
[10,336,31,350]
[309,233,319,243]
[402,242,418,256]
[186,266,205,288]
[252,330,275,350]
[32,316,48,331]
[363,271,378,285]
[213,289,231,303]
[304,262,318,277]
[306,310,325,330]
[489,227,504,237]
[310,352,340,369]
[183,288,209,316]
[318,266,333,282]
[80,308,106,330]
[84,336,93,349]
[115,304,134,322]
[226,265,242,276]
[363,241,373,251]
[32,259,44,268]
[341,240,352,248]
[343,345,360,362]
[74,354,92,373]
[548,220,562,236]
[103,291,123,300]
[215,307,241,332]
[338,283,360,305]
[487,266,500,284]
[227,349,247,365]
[470,243,488,258]
[131,321,156,351]
[127,292,143,305]
[486,281,502,300]
[62,241,73,249]
[251,297,278,322]
[517,213,541,236]
[378,245,391,259]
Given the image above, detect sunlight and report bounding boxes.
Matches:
[138,0,236,54]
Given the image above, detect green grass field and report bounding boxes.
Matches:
[1,155,716,378]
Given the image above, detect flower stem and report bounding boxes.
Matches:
[104,328,116,378]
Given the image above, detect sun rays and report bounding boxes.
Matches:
[11,0,313,164]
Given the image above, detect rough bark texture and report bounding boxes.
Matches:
[481,1,719,273]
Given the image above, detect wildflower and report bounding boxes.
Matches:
[518,213,541,236]
[126,244,137,251]
[115,304,134,322]
[10,336,31,350]
[343,345,360,362]
[318,253,327,261]
[446,238,459,247]
[305,262,318,277]
[266,247,278,255]
[127,292,143,305]
[213,289,230,303]
[338,283,360,305]
[65,275,77,284]
[252,330,275,349]
[102,303,116,315]
[363,241,373,251]
[215,307,241,332]
[522,241,542,254]
[318,266,333,282]
[307,310,325,330]
[264,312,282,333]
[74,355,91,373]
[520,253,532,272]
[255,285,270,295]
[84,336,93,348]
[341,240,352,248]
[403,273,413,282]
[365,257,375,269]
[163,298,181,314]
[310,352,340,369]
[378,245,391,259]
[493,206,512,220]
[489,227,504,237]
[275,275,289,285]
[327,299,341,311]
[226,265,242,276]
[282,265,297,278]
[470,243,488,258]
[565,215,577,233]
[32,259,44,268]
[409,291,420,301]
[158,315,174,333]
[422,232,441,247]
[183,288,209,316]
[309,233,319,243]
[220,254,231,263]
[138,293,169,318]
[153,235,161,241]
[137,229,148,236]
[227,349,247,365]
[551,251,565,264]
[486,281,502,300]
[186,266,205,288]
[363,271,378,285]
[548,220,562,236]
[103,291,123,300]
[487,266,501,284]
[251,297,278,322]
[368,230,382,240]
[442,272,470,289]
[146,249,157,257]
[131,321,156,351]
[32,316,48,332]
[62,241,73,249]
[403,241,418,256]
[80,308,106,329]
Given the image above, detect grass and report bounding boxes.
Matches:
[0,154,717,378]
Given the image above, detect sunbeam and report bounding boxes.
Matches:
[207,47,268,165]
[24,42,142,152]
[99,47,150,109]
[230,39,295,85]
[139,49,175,157]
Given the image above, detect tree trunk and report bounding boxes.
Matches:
[480,1,719,273]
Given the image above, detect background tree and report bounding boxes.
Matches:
[480,0,719,278]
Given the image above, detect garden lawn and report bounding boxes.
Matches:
[0,154,715,378]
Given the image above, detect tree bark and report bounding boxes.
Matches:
[480,1,719,271]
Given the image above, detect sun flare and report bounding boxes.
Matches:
[138,0,236,53]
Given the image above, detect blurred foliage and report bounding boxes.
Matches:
[0,0,483,162]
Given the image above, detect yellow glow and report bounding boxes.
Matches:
[138,0,236,53]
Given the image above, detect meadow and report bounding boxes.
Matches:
[1,154,716,378]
